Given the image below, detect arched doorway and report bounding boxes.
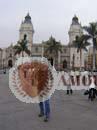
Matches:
[63,60,67,69]
[24,34,27,40]
[8,60,13,68]
[48,57,53,66]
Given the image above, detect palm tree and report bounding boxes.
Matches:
[83,22,97,70]
[14,36,30,57]
[73,35,90,70]
[44,36,62,66]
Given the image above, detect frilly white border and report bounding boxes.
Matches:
[9,57,57,103]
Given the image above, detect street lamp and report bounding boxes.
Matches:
[72,54,75,70]
[2,59,6,74]
[2,59,4,69]
[41,42,44,58]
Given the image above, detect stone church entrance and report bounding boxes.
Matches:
[48,58,53,66]
[63,60,67,69]
[8,60,13,68]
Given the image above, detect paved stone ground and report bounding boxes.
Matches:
[0,73,97,130]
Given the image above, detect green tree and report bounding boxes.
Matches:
[73,35,90,70]
[83,22,97,70]
[14,36,30,57]
[44,36,62,66]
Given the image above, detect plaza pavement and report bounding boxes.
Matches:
[0,72,97,130]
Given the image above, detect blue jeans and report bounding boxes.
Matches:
[39,99,50,118]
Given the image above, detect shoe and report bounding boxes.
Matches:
[44,117,49,122]
[38,113,44,117]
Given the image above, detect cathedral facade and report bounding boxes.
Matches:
[0,13,85,70]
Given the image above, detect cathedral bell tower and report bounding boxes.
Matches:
[19,13,34,54]
[68,15,84,69]
[68,15,83,45]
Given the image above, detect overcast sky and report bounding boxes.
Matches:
[0,0,97,47]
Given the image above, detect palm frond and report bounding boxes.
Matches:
[25,48,31,55]
[14,48,22,55]
[73,35,90,52]
[83,22,97,38]
[83,26,92,36]
[44,36,62,55]
[14,36,29,56]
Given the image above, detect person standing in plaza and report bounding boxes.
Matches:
[70,70,75,86]
[38,99,50,122]
[75,70,80,86]
[88,76,97,101]
[59,70,73,94]
[65,71,73,95]
[81,70,89,86]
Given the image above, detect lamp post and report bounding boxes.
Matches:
[58,51,61,71]
[2,59,6,74]
[2,59,4,69]
[69,43,71,70]
[42,45,44,58]
[72,54,75,70]
[41,41,44,58]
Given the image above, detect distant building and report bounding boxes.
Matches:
[1,45,15,68]
[0,14,86,70]
[86,47,97,70]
